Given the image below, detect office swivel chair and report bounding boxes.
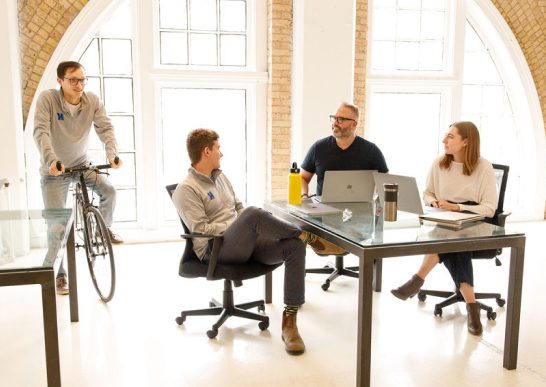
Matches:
[305,253,357,291]
[166,184,282,338]
[417,164,510,320]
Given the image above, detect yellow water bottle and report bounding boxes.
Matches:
[288,162,302,205]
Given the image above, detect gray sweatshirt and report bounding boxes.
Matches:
[33,89,118,175]
[173,167,244,260]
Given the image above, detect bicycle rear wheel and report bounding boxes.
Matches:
[83,206,116,302]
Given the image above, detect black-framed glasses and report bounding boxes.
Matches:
[329,115,355,124]
[64,77,88,86]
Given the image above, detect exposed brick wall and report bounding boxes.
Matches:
[353,0,368,136]
[267,0,292,200]
[17,0,88,125]
[490,0,546,147]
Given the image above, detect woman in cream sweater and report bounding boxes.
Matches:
[391,121,497,336]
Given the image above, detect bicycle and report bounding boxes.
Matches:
[57,158,118,302]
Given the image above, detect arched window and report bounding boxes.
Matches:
[367,0,545,220]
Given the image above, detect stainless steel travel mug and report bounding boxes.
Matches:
[384,183,398,221]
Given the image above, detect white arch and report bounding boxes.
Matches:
[468,0,545,220]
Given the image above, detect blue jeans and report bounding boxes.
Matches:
[41,171,116,276]
[217,206,306,306]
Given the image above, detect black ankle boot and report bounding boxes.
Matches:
[391,274,424,301]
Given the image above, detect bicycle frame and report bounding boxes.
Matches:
[62,162,116,302]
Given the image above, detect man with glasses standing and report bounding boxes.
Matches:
[34,61,123,295]
[300,102,388,255]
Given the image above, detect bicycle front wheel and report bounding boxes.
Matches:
[83,206,116,302]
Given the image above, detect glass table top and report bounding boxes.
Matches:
[0,209,73,272]
[271,201,524,247]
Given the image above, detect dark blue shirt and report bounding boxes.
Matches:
[301,136,388,195]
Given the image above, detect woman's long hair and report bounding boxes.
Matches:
[439,121,480,176]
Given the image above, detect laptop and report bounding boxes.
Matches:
[372,172,444,215]
[289,201,342,216]
[314,170,376,203]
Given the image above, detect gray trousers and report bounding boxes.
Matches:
[41,171,116,277]
[217,206,306,306]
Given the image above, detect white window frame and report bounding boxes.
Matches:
[136,0,268,228]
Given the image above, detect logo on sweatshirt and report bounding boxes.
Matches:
[57,112,64,121]
[207,191,215,200]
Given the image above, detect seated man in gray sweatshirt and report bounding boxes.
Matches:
[33,61,123,295]
[173,128,341,355]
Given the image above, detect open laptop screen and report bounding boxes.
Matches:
[316,170,376,203]
[372,172,426,214]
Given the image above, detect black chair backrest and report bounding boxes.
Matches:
[473,164,509,260]
[492,164,509,219]
[165,184,201,265]
[166,183,189,232]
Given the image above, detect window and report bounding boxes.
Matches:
[370,0,449,73]
[160,87,247,221]
[79,0,137,222]
[367,0,542,219]
[66,0,265,228]
[158,0,247,67]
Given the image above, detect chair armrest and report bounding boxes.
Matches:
[496,211,511,227]
[207,236,223,280]
[179,233,223,280]
[180,232,217,239]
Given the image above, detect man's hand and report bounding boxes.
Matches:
[110,157,123,169]
[49,161,64,176]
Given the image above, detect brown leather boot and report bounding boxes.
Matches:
[302,232,347,256]
[391,274,424,300]
[281,311,305,355]
[466,303,483,335]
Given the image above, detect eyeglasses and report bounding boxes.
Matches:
[329,115,355,124]
[64,77,88,86]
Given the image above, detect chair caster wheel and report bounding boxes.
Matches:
[321,282,330,291]
[258,320,269,331]
[487,311,497,320]
[209,302,215,307]
[175,316,186,325]
[497,298,506,307]
[257,304,265,312]
[417,292,426,302]
[433,307,442,317]
[207,329,218,339]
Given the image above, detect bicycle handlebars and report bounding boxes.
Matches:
[57,156,120,174]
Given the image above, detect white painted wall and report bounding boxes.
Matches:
[0,0,28,211]
[0,0,30,254]
[292,0,356,175]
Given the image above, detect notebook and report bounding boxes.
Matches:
[315,170,376,203]
[419,211,484,230]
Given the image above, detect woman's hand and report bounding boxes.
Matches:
[437,200,460,212]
